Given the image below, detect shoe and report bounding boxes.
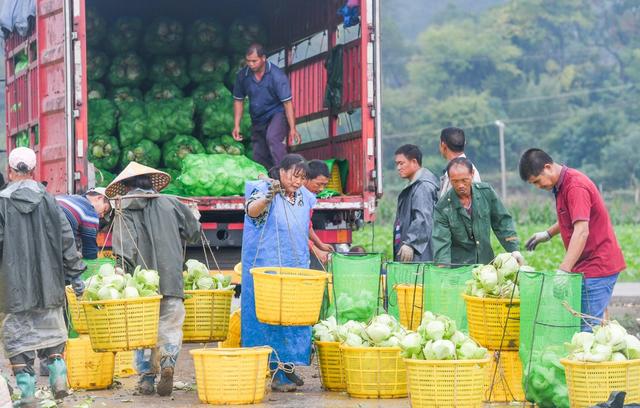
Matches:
[137,375,155,395]
[47,358,69,399]
[14,373,37,408]
[156,367,174,397]
[283,367,304,386]
[271,380,297,393]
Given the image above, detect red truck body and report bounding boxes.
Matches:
[4,0,382,264]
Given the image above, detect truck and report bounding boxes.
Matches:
[4,0,382,268]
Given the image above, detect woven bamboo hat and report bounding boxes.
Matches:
[105,162,171,198]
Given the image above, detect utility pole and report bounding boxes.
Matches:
[495,120,507,201]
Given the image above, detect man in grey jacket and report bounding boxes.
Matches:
[0,148,86,407]
[107,162,201,398]
[393,144,440,262]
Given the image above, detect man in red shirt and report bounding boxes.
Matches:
[518,149,626,331]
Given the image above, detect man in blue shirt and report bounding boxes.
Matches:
[232,43,301,169]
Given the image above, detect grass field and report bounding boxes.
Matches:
[352,223,639,282]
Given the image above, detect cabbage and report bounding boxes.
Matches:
[196,276,215,290]
[493,253,520,280]
[567,321,639,362]
[612,352,628,362]
[594,321,627,351]
[450,330,467,347]
[366,323,392,344]
[428,340,456,360]
[345,332,366,347]
[423,320,446,341]
[623,334,640,359]
[467,253,522,299]
[568,332,595,354]
[458,340,488,360]
[99,263,116,277]
[399,332,423,357]
[123,286,140,299]
[98,286,120,300]
[477,265,499,290]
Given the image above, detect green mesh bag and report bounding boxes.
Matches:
[386,262,425,322]
[519,270,582,408]
[81,258,115,280]
[425,264,476,331]
[326,253,383,324]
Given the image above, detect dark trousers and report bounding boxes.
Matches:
[9,343,65,376]
[251,111,288,170]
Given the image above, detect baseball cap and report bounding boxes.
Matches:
[8,147,37,172]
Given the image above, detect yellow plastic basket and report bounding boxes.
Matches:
[394,284,423,330]
[327,164,343,194]
[315,341,346,391]
[340,346,407,399]
[219,308,242,348]
[484,350,524,402]
[114,351,137,378]
[405,357,490,408]
[66,286,88,334]
[81,296,162,352]
[191,347,272,405]
[66,336,115,390]
[463,294,520,350]
[561,358,640,408]
[251,267,328,326]
[183,289,233,342]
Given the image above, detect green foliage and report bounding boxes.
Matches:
[88,99,117,137]
[186,19,226,51]
[189,53,229,84]
[120,139,161,168]
[145,98,195,143]
[192,82,232,113]
[117,101,146,147]
[88,81,106,100]
[162,135,205,170]
[145,83,184,102]
[87,50,109,81]
[144,18,184,55]
[111,87,143,104]
[88,135,120,171]
[107,17,142,52]
[108,52,147,86]
[149,56,190,89]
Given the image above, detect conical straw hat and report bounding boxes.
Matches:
[105,162,171,198]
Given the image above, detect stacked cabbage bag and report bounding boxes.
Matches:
[86,9,265,195]
[84,263,160,300]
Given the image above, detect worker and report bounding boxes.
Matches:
[56,187,112,260]
[439,127,481,198]
[433,157,523,265]
[107,162,201,397]
[305,160,334,264]
[241,154,314,392]
[518,149,626,331]
[0,147,86,407]
[393,144,440,262]
[232,43,301,170]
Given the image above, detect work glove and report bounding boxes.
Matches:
[397,244,414,262]
[512,251,525,266]
[525,231,551,251]
[265,181,281,203]
[71,277,85,298]
[553,269,571,299]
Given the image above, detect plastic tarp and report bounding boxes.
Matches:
[0,0,35,37]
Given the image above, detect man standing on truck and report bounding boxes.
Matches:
[232,43,301,170]
[393,144,440,262]
[56,188,112,260]
[433,157,523,266]
[518,149,626,331]
[0,147,86,406]
[107,162,201,397]
[439,127,481,198]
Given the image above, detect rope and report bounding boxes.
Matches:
[112,198,150,270]
[268,348,296,388]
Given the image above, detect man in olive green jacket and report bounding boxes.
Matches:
[433,157,523,265]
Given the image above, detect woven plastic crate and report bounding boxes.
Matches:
[315,341,346,391]
[561,358,640,408]
[251,267,328,325]
[340,346,407,399]
[219,309,241,348]
[66,286,88,334]
[114,351,136,378]
[191,347,272,405]
[484,350,525,402]
[395,284,423,330]
[66,336,115,390]
[464,294,520,350]
[405,357,490,408]
[81,296,162,352]
[182,289,233,342]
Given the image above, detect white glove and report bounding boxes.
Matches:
[511,251,525,266]
[525,231,551,251]
[397,244,414,262]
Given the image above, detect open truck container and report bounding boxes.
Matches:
[4,0,382,267]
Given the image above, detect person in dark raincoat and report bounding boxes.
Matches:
[393,144,440,262]
[107,162,201,397]
[433,157,523,265]
[0,147,86,407]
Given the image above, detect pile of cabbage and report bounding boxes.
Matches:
[400,311,488,360]
[183,259,235,291]
[313,314,407,348]
[465,253,531,299]
[85,264,160,300]
[523,346,570,408]
[332,289,377,322]
[566,321,640,362]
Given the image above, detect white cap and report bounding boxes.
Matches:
[8,147,37,172]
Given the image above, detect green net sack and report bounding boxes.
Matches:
[519,270,582,408]
[81,258,115,280]
[327,253,382,324]
[386,262,426,323]
[425,264,476,331]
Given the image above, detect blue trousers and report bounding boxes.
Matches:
[581,273,618,332]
